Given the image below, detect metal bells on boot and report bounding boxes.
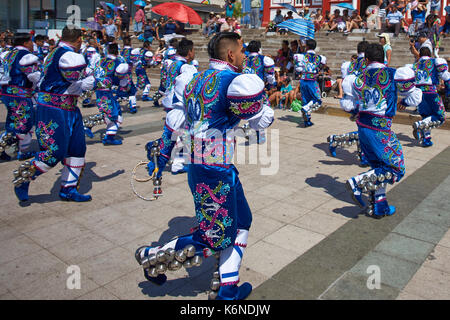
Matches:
[12,161,38,201]
[136,244,204,285]
[83,113,105,138]
[0,132,18,160]
[327,132,359,157]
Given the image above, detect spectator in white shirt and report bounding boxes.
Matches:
[382,5,405,37]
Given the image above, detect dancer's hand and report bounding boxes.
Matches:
[146,159,163,179]
[398,104,406,111]
[145,140,166,179]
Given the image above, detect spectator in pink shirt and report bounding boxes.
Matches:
[134,5,146,34]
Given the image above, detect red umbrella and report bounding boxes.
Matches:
[151,2,203,25]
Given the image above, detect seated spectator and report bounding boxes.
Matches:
[231,18,242,35]
[382,5,405,37]
[334,54,357,99]
[303,7,311,20]
[313,9,324,31]
[139,19,155,43]
[273,9,284,25]
[285,11,294,21]
[279,76,294,109]
[327,9,346,33]
[365,5,377,29]
[265,9,284,34]
[274,40,291,73]
[268,75,292,109]
[345,9,363,34]
[321,11,332,31]
[220,17,233,32]
[164,18,179,35]
[288,40,300,73]
[342,9,350,25]
[203,13,217,38]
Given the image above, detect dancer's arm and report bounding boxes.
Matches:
[263,56,276,88]
[18,53,41,88]
[115,62,132,91]
[227,73,274,130]
[161,64,197,111]
[435,58,450,97]
[395,66,423,108]
[339,74,359,112]
[59,51,95,94]
[146,65,196,177]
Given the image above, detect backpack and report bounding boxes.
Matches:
[290,99,302,112]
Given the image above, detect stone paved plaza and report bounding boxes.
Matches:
[1,99,450,300]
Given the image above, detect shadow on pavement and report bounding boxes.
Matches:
[277,114,306,128]
[314,142,360,166]
[19,162,124,206]
[396,132,418,147]
[305,173,364,219]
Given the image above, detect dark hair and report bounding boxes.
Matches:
[177,38,194,57]
[106,36,115,43]
[282,40,289,46]
[306,39,316,50]
[247,40,261,53]
[365,43,384,63]
[123,36,131,46]
[169,38,179,47]
[61,26,82,43]
[5,36,13,45]
[143,40,151,49]
[207,32,241,60]
[34,34,45,42]
[419,46,432,57]
[285,76,291,84]
[107,43,118,55]
[357,40,369,54]
[13,33,32,47]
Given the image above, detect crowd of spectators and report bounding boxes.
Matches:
[202,13,241,38]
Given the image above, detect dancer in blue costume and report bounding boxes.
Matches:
[243,40,275,89]
[153,47,177,107]
[92,43,131,145]
[243,40,275,144]
[80,46,100,107]
[160,39,196,175]
[293,39,326,127]
[131,41,152,102]
[327,41,370,166]
[161,38,195,113]
[135,33,274,300]
[342,43,423,219]
[0,33,41,161]
[409,47,450,147]
[117,36,138,113]
[12,27,97,202]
